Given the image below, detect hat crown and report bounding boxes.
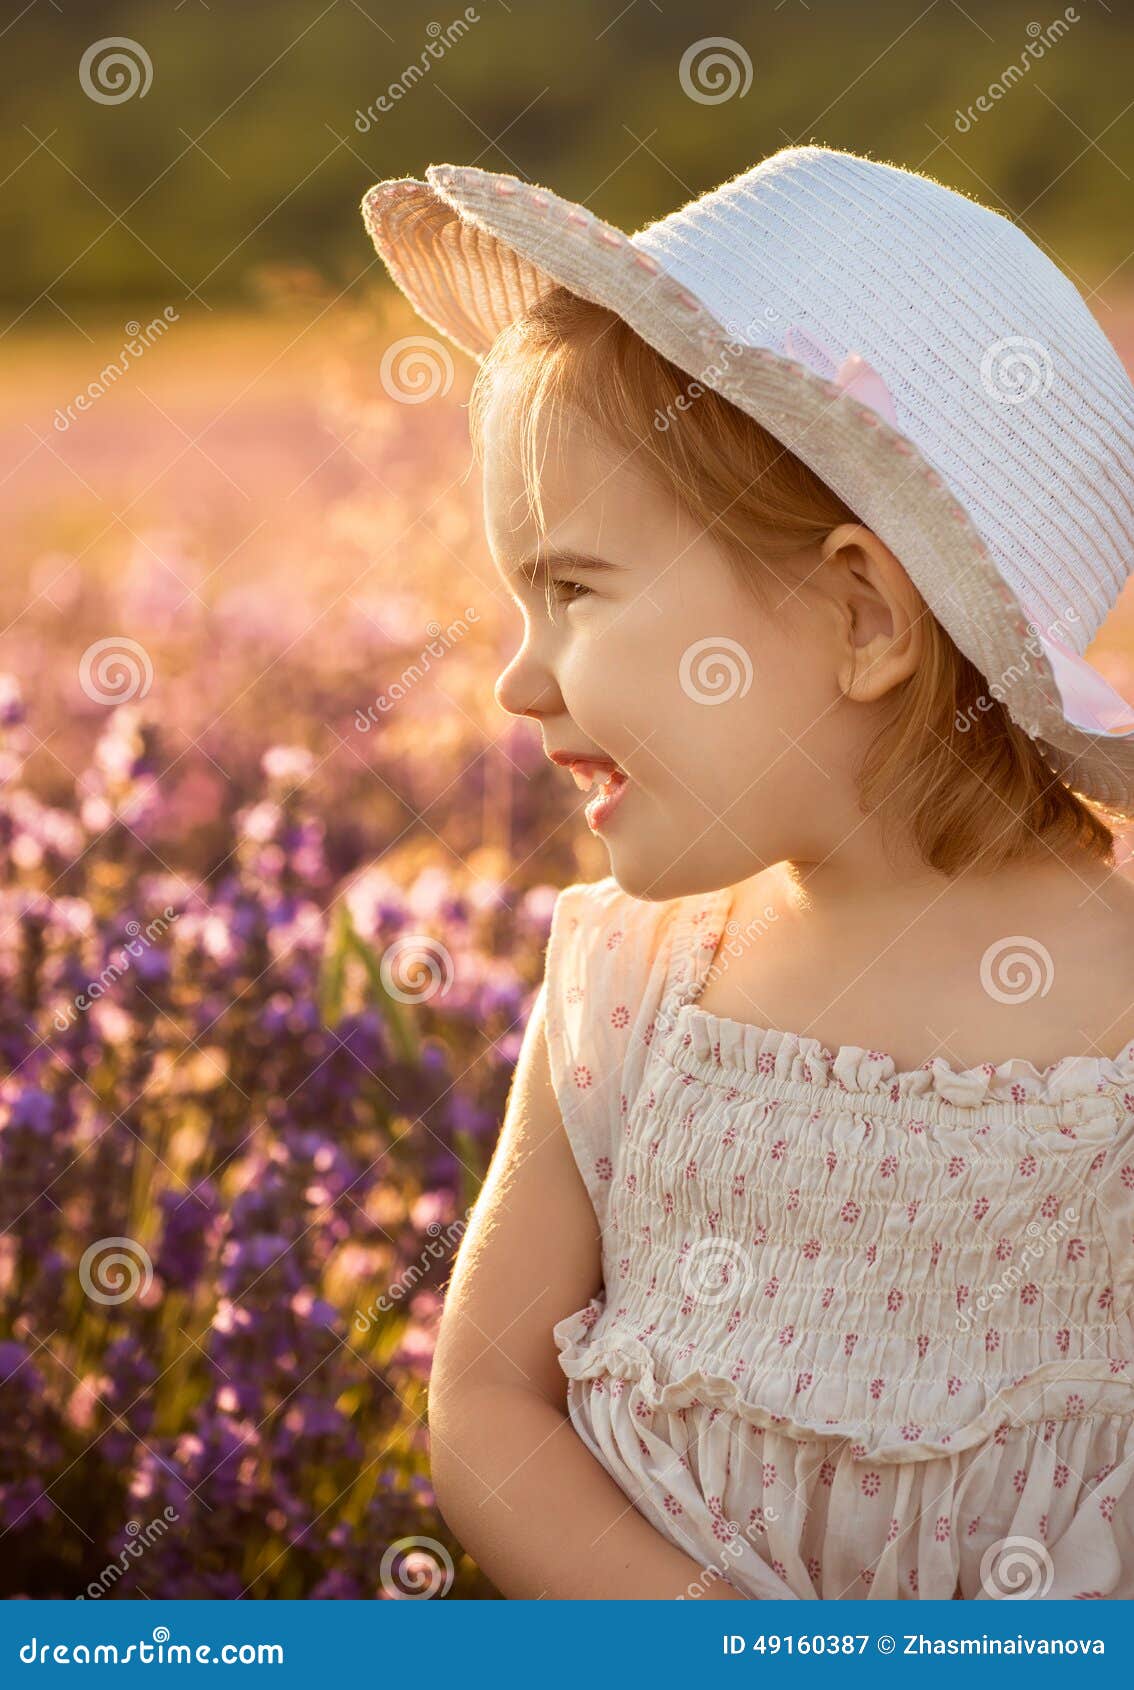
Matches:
[632,145,1134,656]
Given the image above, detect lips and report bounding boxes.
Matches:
[546,750,628,793]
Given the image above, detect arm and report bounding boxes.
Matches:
[427,985,747,1600]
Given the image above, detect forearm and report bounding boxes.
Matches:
[428,1382,747,1600]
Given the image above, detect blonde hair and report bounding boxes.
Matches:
[469,285,1128,876]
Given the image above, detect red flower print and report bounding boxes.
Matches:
[1018,1152,1038,1178]
[844,1333,859,1357]
[786,1187,800,1211]
[995,1236,1013,1262]
[967,1516,980,1537]
[934,1515,950,1542]
[1056,1328,1070,1354]
[803,1238,821,1261]
[726,1309,742,1335]
[861,1568,874,1587]
[993,1421,1009,1446]
[879,1154,899,1179]
[1020,1282,1039,1305]
[722,1124,737,1150]
[861,1472,881,1497]
[595,1156,613,1182]
[662,1494,683,1516]
[1012,1468,1026,1495]
[870,1377,885,1400]
[1099,1286,1114,1311]
[1040,1193,1062,1219]
[763,1277,779,1298]
[1038,1513,1048,1540]
[771,1138,788,1161]
[753,1222,768,1245]
[909,1569,919,1593]
[762,1461,776,1488]
[947,1375,963,1396]
[663,1191,675,1216]
[1065,1392,1085,1416]
[972,1196,990,1221]
[624,1172,637,1194]
[826,1150,838,1172]
[947,1155,966,1178]
[985,1330,1000,1353]
[795,1372,812,1394]
[605,928,624,951]
[619,1256,630,1277]
[1121,1164,1134,1190]
[772,1560,787,1581]
[821,1287,835,1309]
[1090,1150,1107,1174]
[573,1064,593,1089]
[930,1240,942,1267]
[819,1460,836,1486]
[1067,1237,1086,1262]
[906,1199,921,1223]
[916,1334,929,1360]
[1054,1462,1070,1488]
[684,1159,697,1180]
[887,1289,904,1313]
[681,1106,696,1130]
[850,1442,867,1459]
[610,1004,630,1029]
[887,1517,900,1543]
[865,1243,877,1266]
[840,1200,862,1224]
[633,1401,652,1421]
[900,1423,922,1441]
[731,1172,746,1197]
[808,1556,821,1583]
[679,1294,694,1317]
[1100,1494,1117,1521]
[778,1324,795,1346]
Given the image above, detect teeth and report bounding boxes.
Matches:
[569,760,622,792]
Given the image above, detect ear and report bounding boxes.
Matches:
[818,523,924,704]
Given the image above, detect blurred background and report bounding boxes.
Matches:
[2,0,1134,1597]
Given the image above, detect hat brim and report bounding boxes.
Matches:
[361,165,1134,815]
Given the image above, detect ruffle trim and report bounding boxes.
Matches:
[677,1009,1134,1110]
[553,1298,1134,1465]
[666,886,1134,1111]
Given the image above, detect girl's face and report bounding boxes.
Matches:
[482,385,897,904]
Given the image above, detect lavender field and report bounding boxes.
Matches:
[0,288,608,1598]
[3,279,1134,1598]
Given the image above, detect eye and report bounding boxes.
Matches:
[550,577,593,605]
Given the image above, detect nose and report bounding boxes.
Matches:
[494,638,562,721]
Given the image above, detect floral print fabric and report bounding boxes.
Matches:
[540,876,1134,1599]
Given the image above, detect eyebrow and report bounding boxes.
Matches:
[508,549,627,588]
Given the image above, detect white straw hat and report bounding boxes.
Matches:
[360,143,1134,812]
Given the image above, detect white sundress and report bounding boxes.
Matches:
[539,875,1134,1600]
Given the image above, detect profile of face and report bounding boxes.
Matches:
[482,378,923,904]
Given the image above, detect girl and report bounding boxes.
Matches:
[361,144,1134,1599]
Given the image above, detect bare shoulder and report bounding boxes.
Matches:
[429,987,602,1417]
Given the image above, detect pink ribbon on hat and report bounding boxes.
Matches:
[784,324,899,428]
[1030,628,1134,738]
[785,324,1134,740]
